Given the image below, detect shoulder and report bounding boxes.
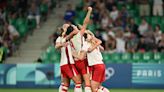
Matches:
[56,37,62,43]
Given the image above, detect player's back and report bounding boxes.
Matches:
[71,32,84,52]
[82,41,103,66]
[56,37,74,66]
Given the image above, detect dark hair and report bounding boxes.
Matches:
[83,33,88,40]
[156,24,161,30]
[66,25,74,35]
[59,27,64,36]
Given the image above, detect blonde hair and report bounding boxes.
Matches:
[85,30,96,46]
[57,27,66,37]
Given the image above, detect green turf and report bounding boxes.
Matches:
[0,89,164,92]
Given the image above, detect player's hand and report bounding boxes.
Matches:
[62,42,69,47]
[88,47,93,53]
[88,6,92,11]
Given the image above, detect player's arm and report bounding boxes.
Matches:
[80,7,92,36]
[72,51,87,60]
[99,45,104,51]
[55,37,68,50]
[55,42,66,50]
[65,25,79,41]
[88,37,102,52]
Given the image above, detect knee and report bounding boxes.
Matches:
[73,75,82,84]
[62,82,70,87]
[83,74,91,85]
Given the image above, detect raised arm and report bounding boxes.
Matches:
[88,37,102,52]
[55,37,67,50]
[80,7,92,36]
[55,42,63,49]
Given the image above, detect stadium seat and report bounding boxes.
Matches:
[117,3,124,10]
[121,53,132,63]
[40,3,48,14]
[150,16,161,28]
[17,24,28,37]
[102,53,111,63]
[28,19,37,30]
[159,53,164,63]
[87,24,96,32]
[143,52,154,63]
[41,52,50,63]
[132,53,143,63]
[154,52,161,60]
[126,3,135,10]
[45,46,61,63]
[144,16,151,24]
[77,11,86,23]
[110,53,121,63]
[134,17,141,25]
[160,17,164,32]
[128,10,137,17]
[50,52,60,63]
[73,18,81,25]
[16,18,27,29]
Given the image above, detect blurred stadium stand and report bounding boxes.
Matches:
[0,0,164,63]
[0,0,57,63]
[40,0,164,64]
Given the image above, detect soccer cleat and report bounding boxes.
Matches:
[99,86,110,92]
[74,83,82,92]
[85,86,92,92]
[97,89,104,92]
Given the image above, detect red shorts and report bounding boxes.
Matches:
[60,64,79,78]
[91,64,106,83]
[75,59,90,75]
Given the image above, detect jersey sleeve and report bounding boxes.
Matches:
[56,37,61,43]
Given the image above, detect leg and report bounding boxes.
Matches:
[58,83,63,92]
[72,75,83,92]
[146,4,150,16]
[75,60,92,92]
[62,77,70,87]
[62,78,70,92]
[69,64,82,92]
[153,5,157,16]
[60,68,70,92]
[91,80,101,92]
[35,15,41,28]
[139,5,144,16]
[58,76,63,92]
[158,5,163,16]
[83,73,92,92]
[27,15,34,20]
[91,64,106,92]
[99,86,110,92]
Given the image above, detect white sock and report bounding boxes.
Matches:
[96,88,103,92]
[99,86,110,92]
[85,86,92,92]
[59,85,62,92]
[74,83,82,92]
[61,84,68,92]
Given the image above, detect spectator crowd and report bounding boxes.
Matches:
[0,0,56,62]
[60,0,164,53]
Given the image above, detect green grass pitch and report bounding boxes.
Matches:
[0,89,164,92]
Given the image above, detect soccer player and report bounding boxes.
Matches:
[64,7,93,92]
[55,27,82,92]
[72,32,109,92]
